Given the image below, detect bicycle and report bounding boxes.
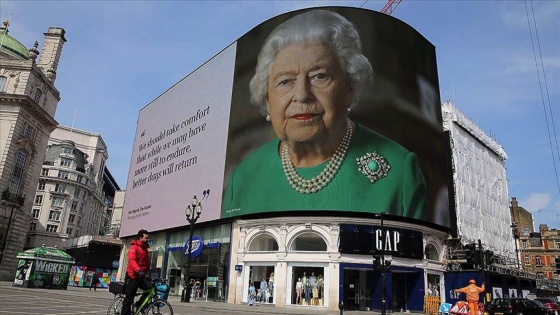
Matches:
[107,277,173,315]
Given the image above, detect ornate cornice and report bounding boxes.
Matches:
[0,94,58,128]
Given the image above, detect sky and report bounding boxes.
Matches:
[1,0,559,229]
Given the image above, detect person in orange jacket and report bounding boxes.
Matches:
[454,279,485,315]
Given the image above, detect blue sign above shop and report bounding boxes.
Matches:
[184,236,203,258]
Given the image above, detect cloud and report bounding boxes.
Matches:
[500,1,560,30]
[520,192,552,213]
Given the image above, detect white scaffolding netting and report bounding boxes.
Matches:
[442,101,516,259]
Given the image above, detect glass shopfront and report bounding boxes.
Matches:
[247,265,275,304]
[291,266,326,306]
[165,224,231,300]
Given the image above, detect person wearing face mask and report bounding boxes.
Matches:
[121,229,152,315]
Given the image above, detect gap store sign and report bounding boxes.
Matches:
[339,224,423,258]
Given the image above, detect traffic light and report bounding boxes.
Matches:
[465,243,477,265]
[373,254,381,270]
[555,257,560,274]
[484,250,495,265]
[385,259,391,271]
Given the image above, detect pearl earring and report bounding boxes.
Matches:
[266,114,271,121]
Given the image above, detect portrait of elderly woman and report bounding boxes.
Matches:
[222,9,432,221]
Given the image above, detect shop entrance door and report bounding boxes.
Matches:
[392,272,422,312]
[342,269,372,311]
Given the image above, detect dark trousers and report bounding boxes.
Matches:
[120,274,152,315]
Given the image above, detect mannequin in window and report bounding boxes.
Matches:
[268,272,274,300]
[309,272,317,306]
[317,274,324,305]
[295,278,303,305]
[302,272,309,305]
[433,285,439,296]
[259,278,268,303]
[427,284,433,296]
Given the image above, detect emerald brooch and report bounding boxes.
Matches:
[356,152,390,183]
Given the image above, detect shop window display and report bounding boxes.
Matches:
[248,266,275,304]
[291,266,325,306]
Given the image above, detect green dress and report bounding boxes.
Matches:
[222,123,428,221]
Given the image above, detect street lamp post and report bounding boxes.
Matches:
[510,223,520,269]
[182,195,202,303]
[0,205,17,266]
[375,213,387,315]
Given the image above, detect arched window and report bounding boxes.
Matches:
[9,149,28,194]
[248,233,278,251]
[0,76,6,92]
[290,232,327,251]
[33,88,43,103]
[425,243,439,261]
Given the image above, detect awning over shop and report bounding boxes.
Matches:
[17,245,75,264]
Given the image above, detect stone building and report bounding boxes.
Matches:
[0,22,66,280]
[510,198,559,291]
[26,126,111,249]
[106,190,125,237]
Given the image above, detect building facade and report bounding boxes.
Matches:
[116,7,454,313]
[26,126,110,249]
[100,168,121,236]
[115,7,556,313]
[107,190,125,237]
[518,222,560,286]
[0,23,66,280]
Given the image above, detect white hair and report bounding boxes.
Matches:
[249,10,374,115]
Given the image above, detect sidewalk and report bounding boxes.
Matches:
[0,281,424,315]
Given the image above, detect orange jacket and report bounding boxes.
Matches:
[454,283,485,302]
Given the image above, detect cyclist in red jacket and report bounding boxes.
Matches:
[121,229,152,315]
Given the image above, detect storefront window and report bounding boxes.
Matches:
[247,265,275,304]
[248,234,278,251]
[166,224,231,300]
[291,266,325,306]
[291,232,326,251]
[425,244,439,261]
[426,274,441,296]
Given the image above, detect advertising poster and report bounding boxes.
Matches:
[121,7,450,236]
[508,288,517,298]
[13,259,33,286]
[493,287,503,299]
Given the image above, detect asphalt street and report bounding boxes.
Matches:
[0,281,423,315]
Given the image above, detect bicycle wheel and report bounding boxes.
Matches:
[144,299,173,315]
[107,295,124,315]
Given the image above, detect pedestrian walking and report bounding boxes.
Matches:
[90,273,99,291]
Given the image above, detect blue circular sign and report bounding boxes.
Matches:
[112,260,119,268]
[185,236,203,258]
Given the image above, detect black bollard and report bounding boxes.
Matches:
[339,300,344,315]
[185,284,192,303]
[182,286,191,302]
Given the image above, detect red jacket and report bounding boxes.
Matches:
[126,240,150,279]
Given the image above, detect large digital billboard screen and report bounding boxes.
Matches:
[120,45,236,237]
[121,7,450,237]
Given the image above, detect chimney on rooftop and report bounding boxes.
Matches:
[37,27,67,82]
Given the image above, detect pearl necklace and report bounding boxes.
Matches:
[281,119,354,194]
